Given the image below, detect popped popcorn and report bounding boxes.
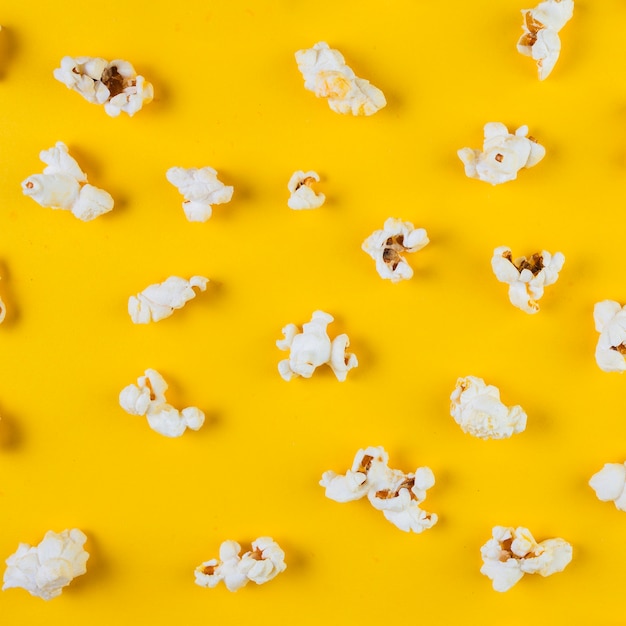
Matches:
[119,368,205,437]
[480,526,572,592]
[21,141,114,221]
[128,275,209,324]
[295,42,386,116]
[276,310,358,381]
[2,529,89,600]
[518,0,574,80]
[362,217,429,282]
[593,300,626,373]
[194,537,286,592]
[491,246,565,314]
[320,446,437,533]
[589,462,626,511]
[458,123,545,185]
[53,56,153,116]
[287,170,325,210]
[166,167,234,222]
[450,376,527,440]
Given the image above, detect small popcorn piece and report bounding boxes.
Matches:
[518,0,574,80]
[491,246,564,314]
[2,529,89,600]
[287,171,325,210]
[166,167,234,222]
[362,217,429,282]
[295,42,386,116]
[589,462,626,511]
[458,123,545,185]
[21,142,114,221]
[450,376,527,440]
[53,56,153,116]
[276,310,358,381]
[119,368,205,437]
[593,300,626,373]
[128,275,209,324]
[480,526,572,592]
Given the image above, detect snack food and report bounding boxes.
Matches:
[287,171,325,210]
[593,300,626,372]
[589,462,626,510]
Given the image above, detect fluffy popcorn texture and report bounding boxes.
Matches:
[119,368,205,437]
[128,275,208,324]
[166,167,234,222]
[21,141,114,221]
[320,446,437,533]
[518,0,574,80]
[450,376,527,440]
[491,246,564,314]
[480,526,572,592]
[287,171,325,210]
[295,41,386,116]
[195,538,286,592]
[53,56,153,116]
[276,310,358,381]
[458,123,545,185]
[2,529,89,600]
[589,462,626,511]
[593,300,626,373]
[362,217,429,282]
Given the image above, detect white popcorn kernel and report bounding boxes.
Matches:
[491,246,564,314]
[53,56,153,116]
[21,141,114,221]
[287,171,325,210]
[128,275,209,324]
[480,526,572,592]
[295,42,386,116]
[518,0,574,80]
[362,217,429,282]
[276,310,357,381]
[238,537,287,585]
[458,123,545,185]
[450,376,527,440]
[2,529,89,600]
[589,462,626,511]
[593,300,626,373]
[119,368,205,438]
[0,277,6,324]
[166,167,234,222]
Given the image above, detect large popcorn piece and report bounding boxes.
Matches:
[491,246,564,314]
[2,529,89,600]
[450,376,527,440]
[458,123,545,185]
[295,42,386,116]
[362,217,429,283]
[480,526,572,592]
[518,0,574,80]
[195,537,286,592]
[53,56,153,117]
[277,310,358,381]
[119,368,205,437]
[320,446,437,533]
[589,462,626,510]
[287,170,325,210]
[166,167,234,222]
[128,275,208,324]
[593,300,626,373]
[21,142,114,221]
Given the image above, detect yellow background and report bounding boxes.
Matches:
[1,0,625,624]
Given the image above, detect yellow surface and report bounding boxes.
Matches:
[1,0,626,623]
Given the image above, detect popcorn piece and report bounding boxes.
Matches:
[276,310,358,381]
[518,0,574,80]
[287,171,325,210]
[21,142,114,221]
[589,462,626,511]
[480,526,572,592]
[593,300,626,373]
[491,246,564,314]
[458,123,545,185]
[53,56,153,116]
[195,538,286,592]
[119,368,205,437]
[2,529,89,600]
[166,167,234,222]
[295,42,386,116]
[128,275,208,324]
[450,376,527,440]
[362,217,429,282]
